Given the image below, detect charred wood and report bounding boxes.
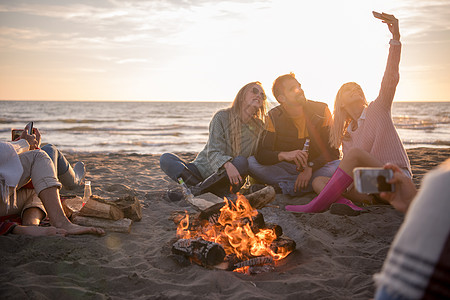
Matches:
[172,238,226,267]
[269,236,296,254]
[265,223,283,238]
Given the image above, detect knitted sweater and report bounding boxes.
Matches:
[193,109,263,178]
[342,41,411,174]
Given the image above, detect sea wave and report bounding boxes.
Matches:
[402,140,450,146]
[59,118,133,124]
[55,125,208,132]
[393,115,449,130]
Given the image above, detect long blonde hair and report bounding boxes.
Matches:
[329,82,368,149]
[229,82,267,156]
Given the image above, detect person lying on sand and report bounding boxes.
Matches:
[373,159,450,299]
[160,81,267,199]
[13,123,86,190]
[0,136,104,236]
[285,12,411,214]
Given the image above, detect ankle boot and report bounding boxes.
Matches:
[59,162,85,190]
[190,170,228,196]
[179,168,202,186]
[285,167,353,213]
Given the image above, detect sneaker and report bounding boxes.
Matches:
[271,184,283,194]
[73,162,86,185]
[248,184,266,194]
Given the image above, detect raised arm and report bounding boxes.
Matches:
[374,13,401,110]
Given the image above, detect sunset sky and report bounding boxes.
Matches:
[0,0,449,105]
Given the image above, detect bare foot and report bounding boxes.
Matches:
[60,223,105,236]
[12,225,67,236]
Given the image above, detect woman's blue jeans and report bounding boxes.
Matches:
[159,153,248,197]
[41,144,70,176]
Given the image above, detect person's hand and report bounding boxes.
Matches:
[19,126,41,150]
[294,167,312,192]
[224,161,243,186]
[379,163,417,213]
[377,12,400,41]
[279,150,308,169]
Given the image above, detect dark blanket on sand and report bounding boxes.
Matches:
[0,147,449,299]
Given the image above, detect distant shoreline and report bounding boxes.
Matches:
[1,99,449,103]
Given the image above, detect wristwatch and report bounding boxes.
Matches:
[308,161,314,168]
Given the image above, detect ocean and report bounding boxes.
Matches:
[1,100,449,154]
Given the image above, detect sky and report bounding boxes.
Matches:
[0,0,449,105]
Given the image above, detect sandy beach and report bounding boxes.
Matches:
[0,147,449,300]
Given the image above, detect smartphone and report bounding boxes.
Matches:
[11,129,23,141]
[26,122,34,134]
[353,167,394,194]
[372,11,385,20]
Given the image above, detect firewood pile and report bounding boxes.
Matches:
[62,195,142,233]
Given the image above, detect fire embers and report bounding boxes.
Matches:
[171,194,296,274]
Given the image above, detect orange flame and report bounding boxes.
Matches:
[176,194,292,270]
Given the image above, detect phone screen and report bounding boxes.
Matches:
[354,168,394,194]
[26,122,33,135]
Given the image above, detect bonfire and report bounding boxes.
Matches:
[171,193,296,274]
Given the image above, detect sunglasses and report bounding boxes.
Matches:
[251,87,267,100]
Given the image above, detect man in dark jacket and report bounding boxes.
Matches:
[248,73,340,196]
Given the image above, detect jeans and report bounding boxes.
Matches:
[41,144,70,176]
[374,286,410,300]
[159,153,249,197]
[248,156,340,196]
[159,153,203,183]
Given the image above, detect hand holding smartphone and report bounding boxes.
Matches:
[354,167,394,194]
[11,122,34,140]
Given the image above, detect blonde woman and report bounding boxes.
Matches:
[286,12,411,213]
[160,82,267,198]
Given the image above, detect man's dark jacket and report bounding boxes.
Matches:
[255,100,340,172]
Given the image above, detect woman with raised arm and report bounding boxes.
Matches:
[286,13,411,213]
[160,82,267,199]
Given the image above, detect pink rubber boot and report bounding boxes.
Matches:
[285,167,354,213]
[335,197,363,211]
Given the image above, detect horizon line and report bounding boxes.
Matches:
[1,99,449,103]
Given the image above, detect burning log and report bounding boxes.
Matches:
[233,255,274,270]
[172,193,296,273]
[172,238,226,267]
[265,223,283,239]
[215,255,275,272]
[269,236,296,256]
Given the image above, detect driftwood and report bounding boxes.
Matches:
[245,186,276,209]
[110,195,142,221]
[72,215,133,233]
[172,238,226,267]
[61,196,83,218]
[79,197,124,220]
